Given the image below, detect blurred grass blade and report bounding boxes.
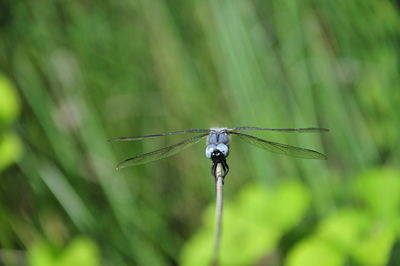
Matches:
[39,163,94,231]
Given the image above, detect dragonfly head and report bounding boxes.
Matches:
[205,143,229,162]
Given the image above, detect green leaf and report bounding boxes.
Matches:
[59,237,100,266]
[286,209,368,266]
[286,238,345,266]
[0,132,22,171]
[29,241,57,266]
[219,203,280,265]
[29,237,100,266]
[0,74,20,126]
[353,225,395,266]
[356,168,400,221]
[317,209,370,253]
[270,181,311,230]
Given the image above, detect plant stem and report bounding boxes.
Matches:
[211,163,224,266]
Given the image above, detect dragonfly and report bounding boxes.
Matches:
[109,127,328,180]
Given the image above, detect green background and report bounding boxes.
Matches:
[0,0,399,265]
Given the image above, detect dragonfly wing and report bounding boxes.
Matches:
[230,132,327,160]
[109,129,210,142]
[229,127,329,133]
[116,133,209,169]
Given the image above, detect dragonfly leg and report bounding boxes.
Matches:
[221,160,229,178]
[211,159,229,183]
[211,162,217,180]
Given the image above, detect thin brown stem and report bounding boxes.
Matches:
[211,163,224,266]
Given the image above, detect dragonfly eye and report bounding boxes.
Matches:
[205,144,217,159]
[216,144,229,157]
[208,133,217,144]
[218,133,230,144]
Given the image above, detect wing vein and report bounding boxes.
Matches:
[109,129,210,142]
[229,132,327,160]
[116,133,209,169]
[229,127,329,133]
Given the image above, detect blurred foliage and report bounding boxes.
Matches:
[181,181,310,265]
[287,168,400,266]
[0,74,22,171]
[0,74,20,126]
[0,0,399,265]
[29,237,99,266]
[182,169,400,266]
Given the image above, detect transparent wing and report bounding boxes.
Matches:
[116,133,209,169]
[228,127,329,133]
[109,129,210,142]
[230,132,327,160]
